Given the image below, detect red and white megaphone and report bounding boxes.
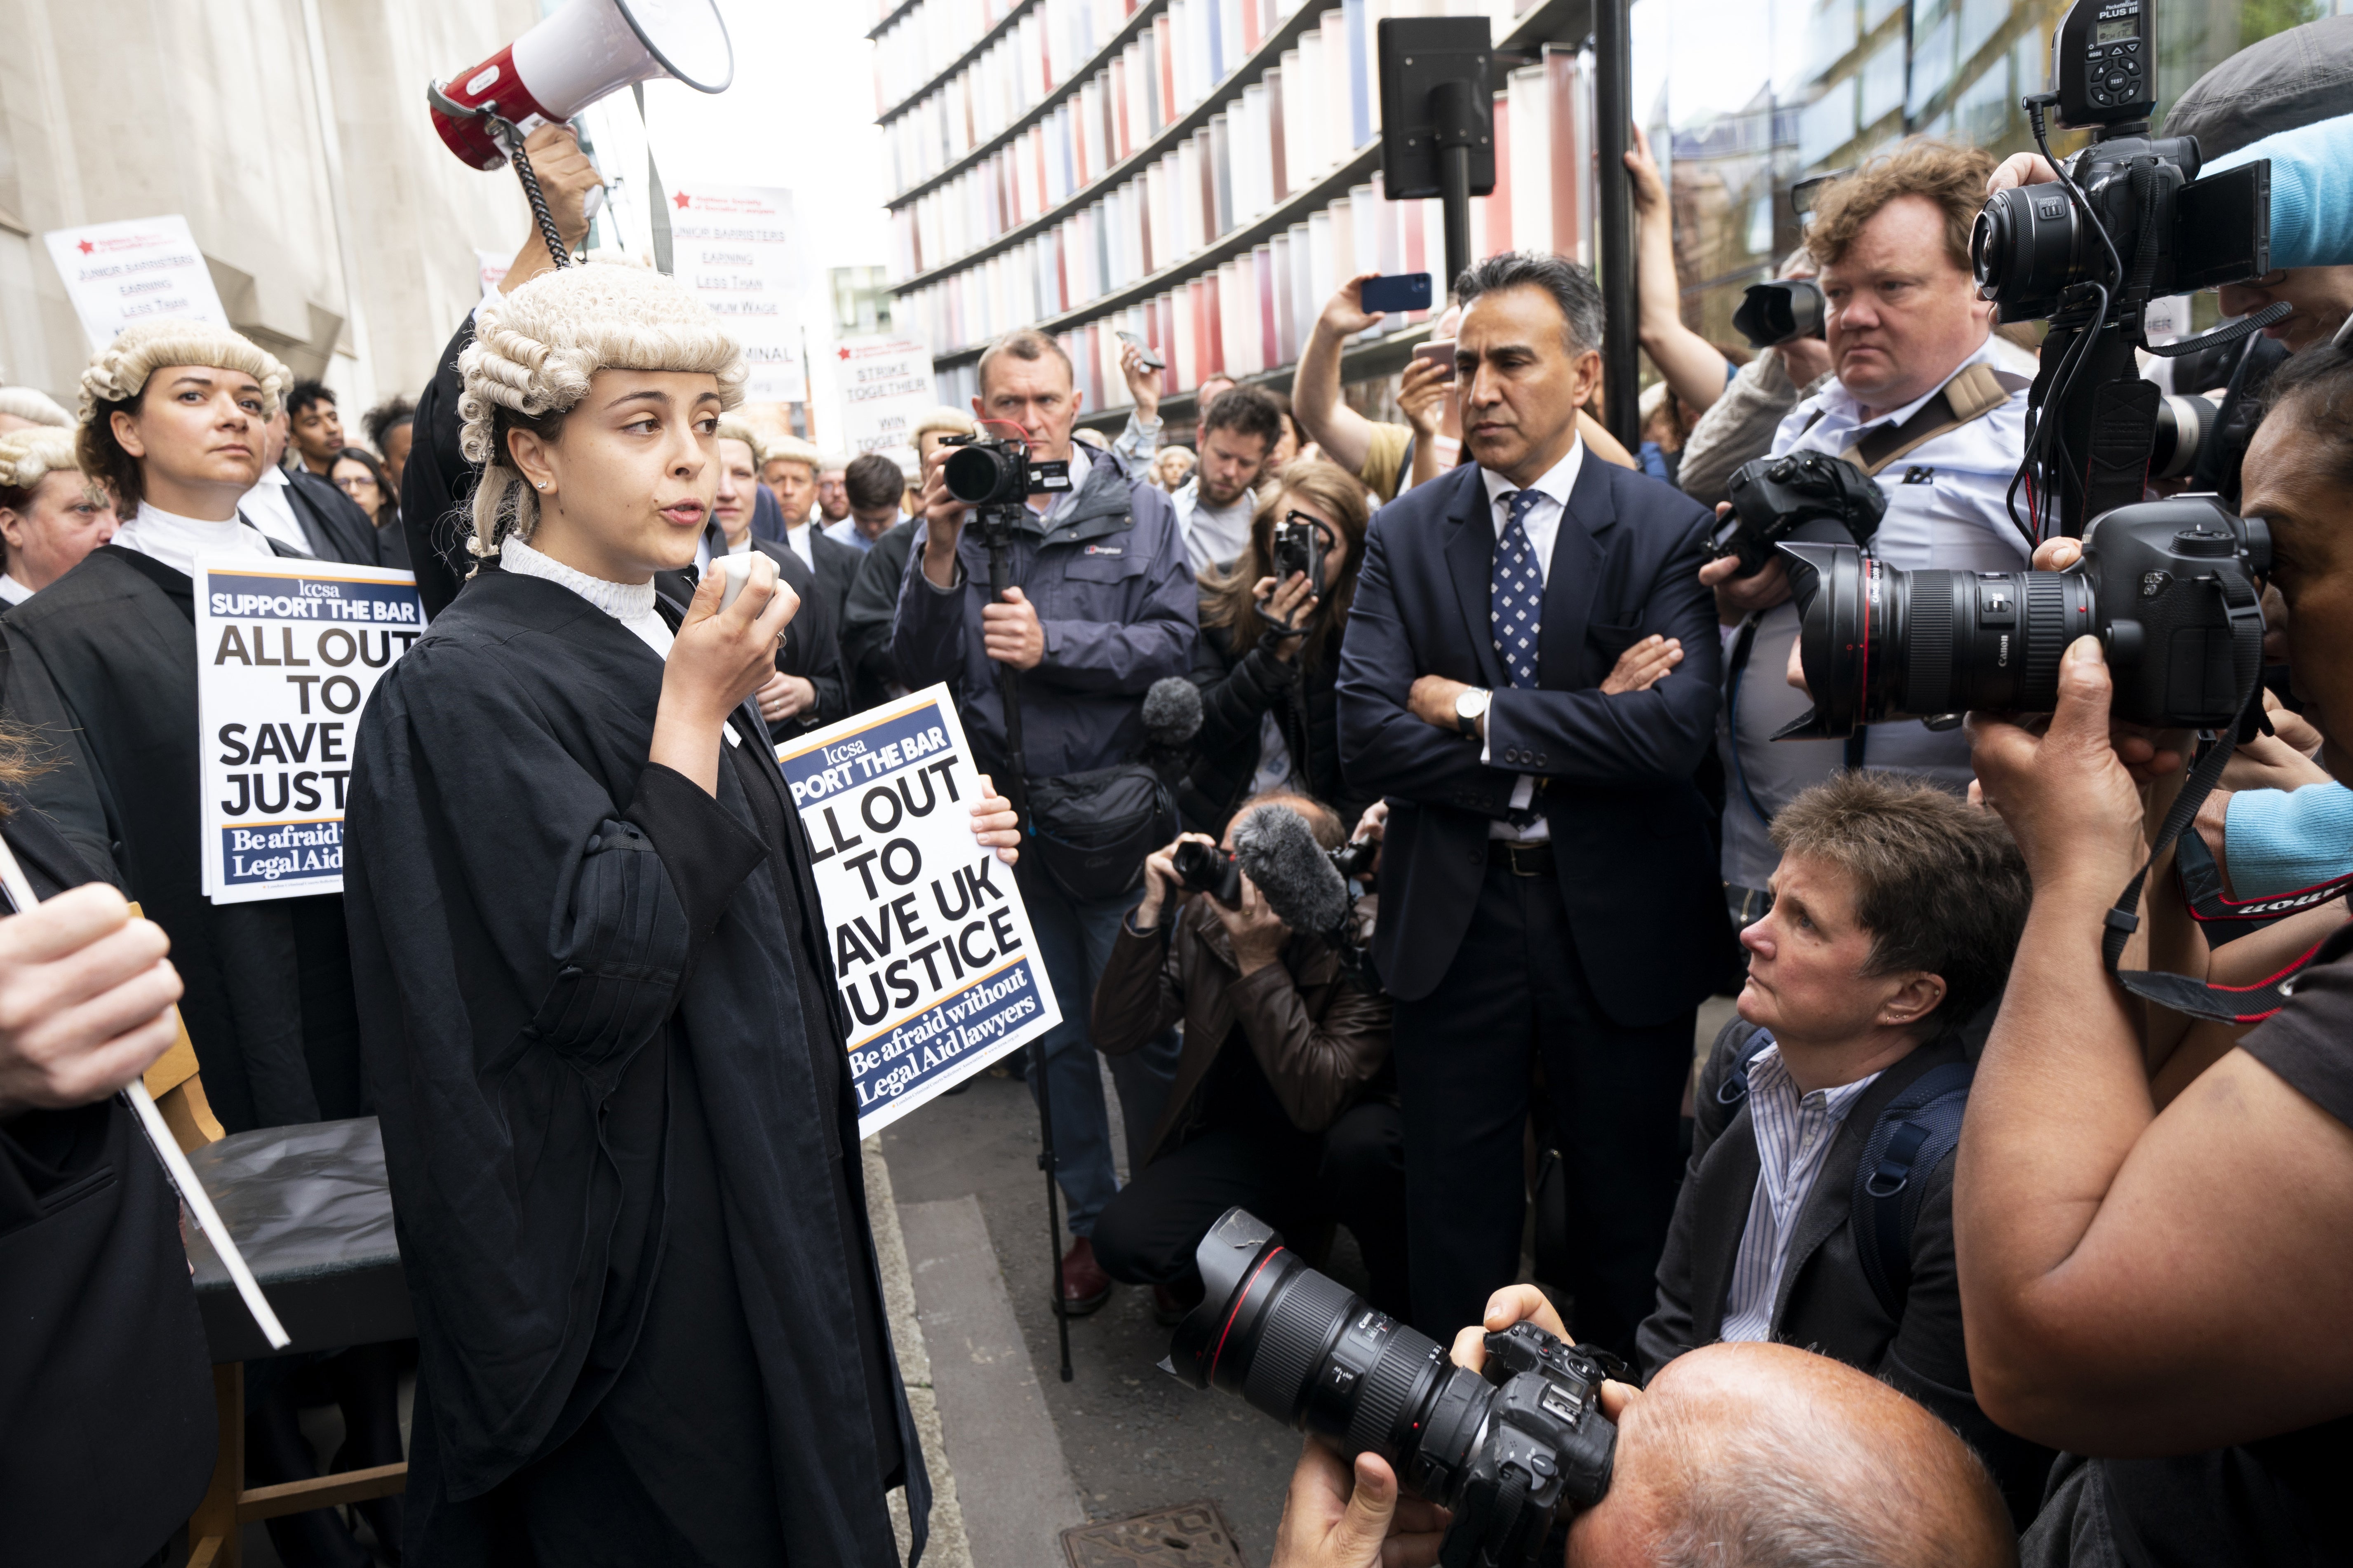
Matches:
[428,0,733,169]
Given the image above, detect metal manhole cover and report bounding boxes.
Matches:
[1061,1499,1248,1567]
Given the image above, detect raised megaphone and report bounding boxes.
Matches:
[428,0,733,171]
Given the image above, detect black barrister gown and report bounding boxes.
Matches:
[1,543,364,1133]
[0,779,217,1568]
[343,563,925,1565]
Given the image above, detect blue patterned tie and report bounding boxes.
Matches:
[1490,489,1544,689]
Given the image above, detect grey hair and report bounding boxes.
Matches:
[1452,252,1606,357]
[1645,1396,2003,1568]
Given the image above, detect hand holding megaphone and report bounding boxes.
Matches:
[430,0,732,270]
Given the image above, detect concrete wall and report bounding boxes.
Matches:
[0,0,542,411]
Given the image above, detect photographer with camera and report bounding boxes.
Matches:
[894,326,1197,1312]
[1088,794,1407,1321]
[1949,342,2353,1564]
[1638,771,2054,1524]
[1703,142,2034,920]
[1263,1315,2014,1568]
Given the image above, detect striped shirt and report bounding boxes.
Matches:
[1718,1037,1883,1344]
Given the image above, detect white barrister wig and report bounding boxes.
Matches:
[0,427,84,494]
[0,387,73,428]
[714,413,771,467]
[766,434,822,472]
[77,320,290,426]
[458,261,748,553]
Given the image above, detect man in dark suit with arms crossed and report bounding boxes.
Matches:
[1337,253,1724,1356]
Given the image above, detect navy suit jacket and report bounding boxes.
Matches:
[1336,453,1725,1021]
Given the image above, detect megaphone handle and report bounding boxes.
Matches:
[491,118,574,272]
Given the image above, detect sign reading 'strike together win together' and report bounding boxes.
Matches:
[193,557,426,904]
[777,686,1060,1137]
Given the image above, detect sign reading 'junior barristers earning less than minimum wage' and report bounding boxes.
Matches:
[193,557,427,904]
[776,685,1060,1138]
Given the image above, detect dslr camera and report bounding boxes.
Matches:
[1776,496,2267,735]
[1166,1209,1616,1568]
[1272,511,1328,596]
[1711,451,1887,579]
[1172,839,1243,908]
[939,431,1072,511]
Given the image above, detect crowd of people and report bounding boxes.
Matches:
[2,19,2352,1567]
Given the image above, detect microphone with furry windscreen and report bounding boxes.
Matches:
[1142,676,1203,747]
[1233,804,1352,937]
[1140,676,1204,793]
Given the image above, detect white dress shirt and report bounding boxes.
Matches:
[1773,336,2035,578]
[826,515,893,552]
[237,466,311,554]
[0,573,31,606]
[1474,437,1585,843]
[1717,1039,1884,1344]
[113,501,277,579]
[500,536,737,746]
[782,521,817,568]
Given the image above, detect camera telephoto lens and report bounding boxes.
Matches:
[1773,542,2096,737]
[1777,498,2271,736]
[1164,1209,1617,1568]
[1171,840,1243,907]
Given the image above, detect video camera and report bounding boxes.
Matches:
[1166,1209,1617,1568]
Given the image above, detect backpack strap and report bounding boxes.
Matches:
[1841,363,2017,477]
[1850,1059,1975,1319]
[1713,1022,1776,1110]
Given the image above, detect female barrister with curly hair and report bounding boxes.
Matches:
[344,262,1016,1563]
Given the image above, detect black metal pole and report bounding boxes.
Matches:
[986,518,1070,1383]
[1433,78,1477,296]
[1594,0,1638,451]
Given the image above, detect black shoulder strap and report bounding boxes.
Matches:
[1851,1059,1974,1319]
[2175,826,2353,942]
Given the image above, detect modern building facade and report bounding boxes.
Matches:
[0,0,544,413]
[877,0,2346,414]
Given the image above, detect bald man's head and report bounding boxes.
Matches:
[1568,1344,2013,1568]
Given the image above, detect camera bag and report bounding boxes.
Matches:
[1024,763,1178,906]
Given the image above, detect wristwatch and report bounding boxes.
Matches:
[1454,687,1491,740]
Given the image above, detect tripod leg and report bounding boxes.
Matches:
[1032,1038,1074,1382]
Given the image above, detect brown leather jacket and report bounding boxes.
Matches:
[1091,894,1392,1167]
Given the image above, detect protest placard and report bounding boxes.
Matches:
[832,333,936,470]
[192,557,427,904]
[43,214,230,350]
[669,182,808,403]
[777,685,1060,1137]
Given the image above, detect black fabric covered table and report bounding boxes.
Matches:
[184,1115,411,1362]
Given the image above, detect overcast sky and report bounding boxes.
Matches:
[642,0,897,422]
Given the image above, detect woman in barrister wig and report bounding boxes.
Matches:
[1,324,402,1568]
[345,263,1010,1564]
